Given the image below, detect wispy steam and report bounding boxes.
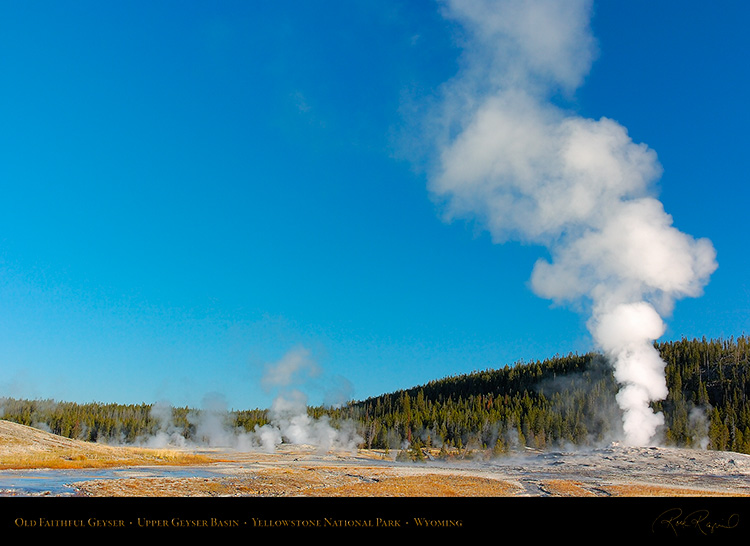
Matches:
[426,0,717,446]
[252,346,362,453]
[140,347,361,452]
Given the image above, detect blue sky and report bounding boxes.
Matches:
[0,1,747,411]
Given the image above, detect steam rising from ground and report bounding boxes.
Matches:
[425,0,717,445]
[251,346,362,452]
[143,347,361,452]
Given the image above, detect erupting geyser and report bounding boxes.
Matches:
[425,0,717,446]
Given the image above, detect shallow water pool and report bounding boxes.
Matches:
[0,467,221,496]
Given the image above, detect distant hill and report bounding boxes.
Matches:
[323,336,750,455]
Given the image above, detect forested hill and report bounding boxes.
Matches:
[1,336,749,455]
[322,336,750,454]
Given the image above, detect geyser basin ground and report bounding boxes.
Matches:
[3,442,749,497]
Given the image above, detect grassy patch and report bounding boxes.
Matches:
[0,448,211,470]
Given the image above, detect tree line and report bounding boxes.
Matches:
[1,336,748,455]
[329,336,750,455]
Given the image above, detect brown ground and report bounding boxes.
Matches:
[2,420,749,497]
[0,420,210,470]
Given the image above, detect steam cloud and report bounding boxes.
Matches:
[426,0,717,446]
[251,346,362,453]
[143,347,361,453]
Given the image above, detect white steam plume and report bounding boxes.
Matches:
[426,0,717,446]
[252,346,362,453]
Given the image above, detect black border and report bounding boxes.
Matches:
[3,496,748,539]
